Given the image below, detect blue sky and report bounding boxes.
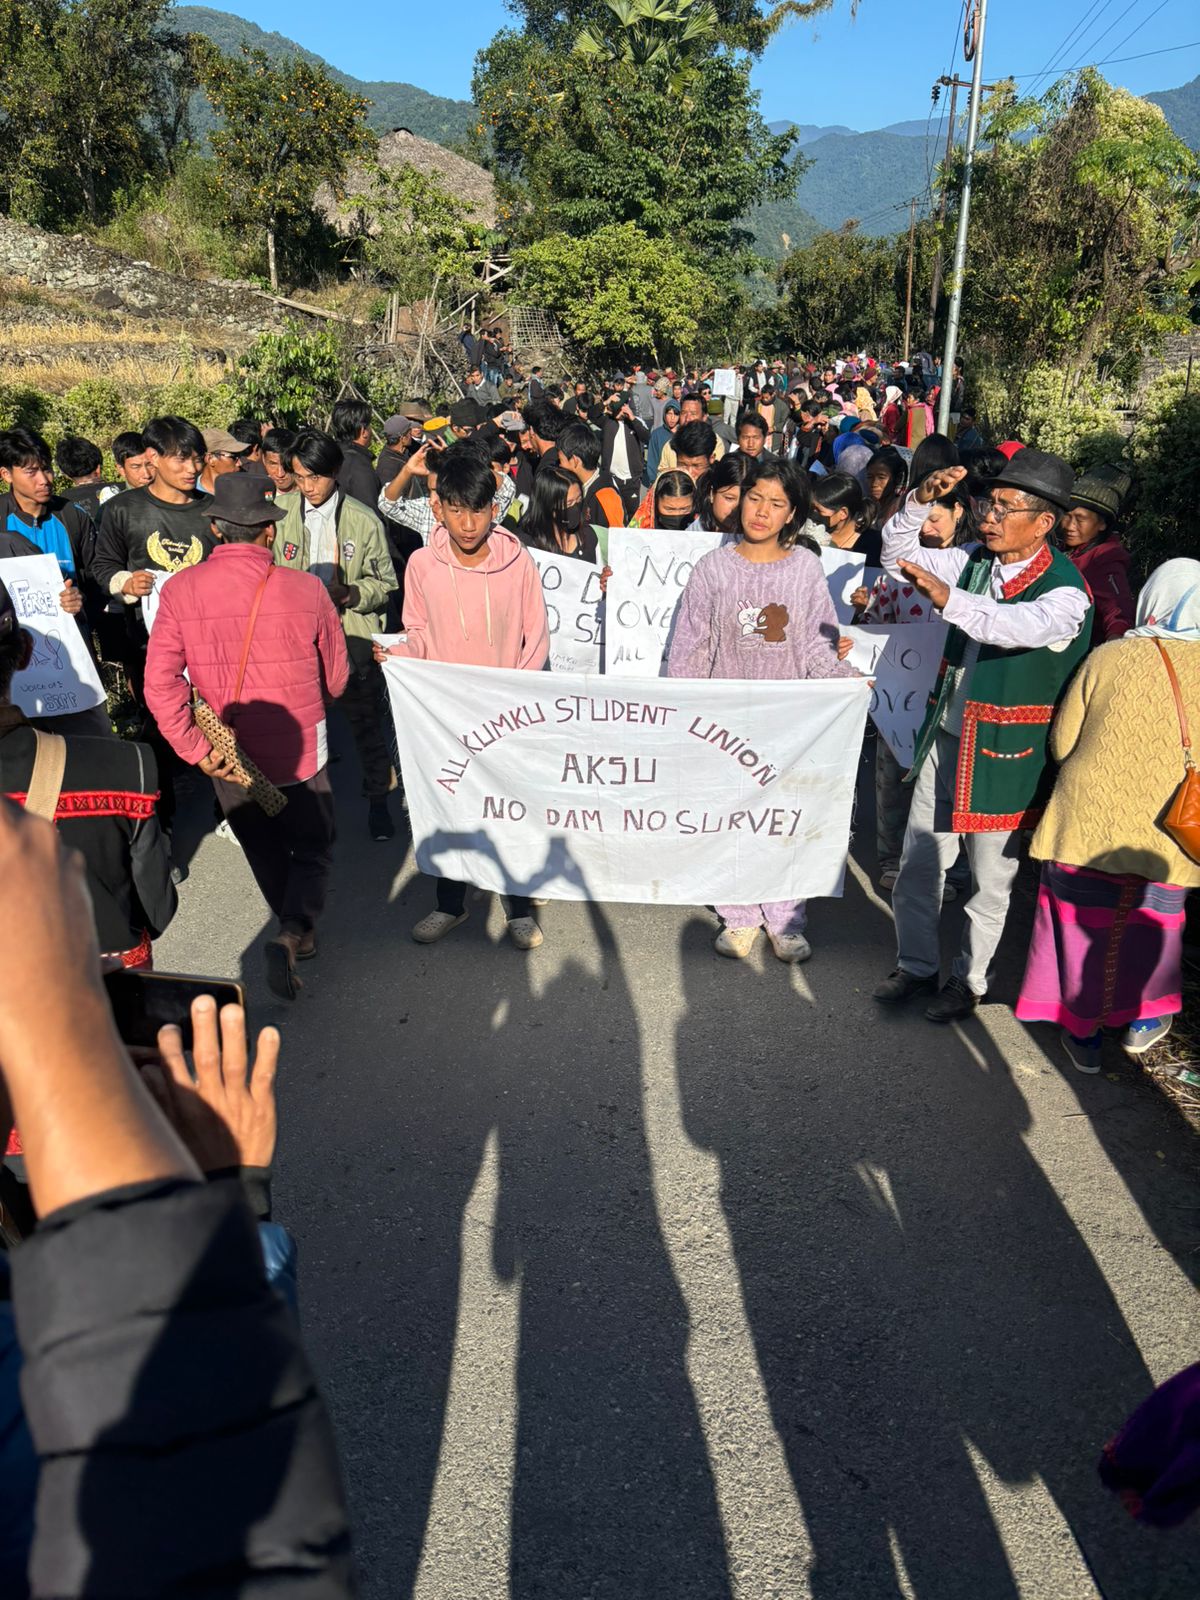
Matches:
[195,0,1198,128]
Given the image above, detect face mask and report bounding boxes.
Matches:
[562,503,584,532]
[657,512,692,530]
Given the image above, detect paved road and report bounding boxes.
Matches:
[158,745,1200,1600]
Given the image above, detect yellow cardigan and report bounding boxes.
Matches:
[1031,636,1200,888]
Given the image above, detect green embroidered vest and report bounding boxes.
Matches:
[907,542,1091,831]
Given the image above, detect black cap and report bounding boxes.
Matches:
[0,577,15,642]
[990,447,1074,511]
[207,472,285,525]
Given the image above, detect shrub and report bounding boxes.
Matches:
[1124,370,1200,578]
[231,322,345,428]
[0,384,53,432]
[53,378,128,438]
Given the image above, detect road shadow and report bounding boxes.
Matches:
[279,831,729,1599]
[675,884,1200,1599]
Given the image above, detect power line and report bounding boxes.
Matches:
[1090,0,1174,66]
[1064,0,1158,73]
[1006,37,1200,74]
[1025,0,1118,99]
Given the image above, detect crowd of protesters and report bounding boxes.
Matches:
[0,332,1197,1591]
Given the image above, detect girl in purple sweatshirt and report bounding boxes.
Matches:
[667,457,855,963]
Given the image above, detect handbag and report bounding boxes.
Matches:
[192,567,288,817]
[1155,639,1200,863]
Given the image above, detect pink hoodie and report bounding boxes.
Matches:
[398,523,549,669]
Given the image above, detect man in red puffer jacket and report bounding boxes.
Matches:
[144,473,349,999]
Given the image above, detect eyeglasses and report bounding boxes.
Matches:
[971,496,1036,525]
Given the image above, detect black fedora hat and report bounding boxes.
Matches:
[990,447,1074,511]
[207,472,285,525]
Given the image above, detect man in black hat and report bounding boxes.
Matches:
[375,410,426,493]
[144,472,349,999]
[872,453,1094,1023]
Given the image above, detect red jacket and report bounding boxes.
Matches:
[144,543,350,785]
[1069,535,1135,646]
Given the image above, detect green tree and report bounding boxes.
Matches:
[953,70,1200,396]
[342,163,486,307]
[776,226,904,355]
[575,0,719,83]
[0,0,192,225]
[507,0,833,55]
[511,223,710,362]
[231,322,352,428]
[194,41,374,290]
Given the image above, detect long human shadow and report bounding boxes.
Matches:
[674,875,1200,1598]
[278,826,728,1598]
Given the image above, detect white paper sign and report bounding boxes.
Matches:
[819,548,880,623]
[527,547,604,674]
[3,553,106,717]
[141,569,175,632]
[710,368,737,399]
[382,658,869,904]
[841,622,947,765]
[605,528,724,677]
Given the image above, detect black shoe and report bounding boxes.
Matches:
[368,801,395,841]
[170,861,187,886]
[924,976,979,1023]
[873,968,938,1005]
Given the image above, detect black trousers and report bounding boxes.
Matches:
[435,878,532,921]
[339,657,396,801]
[214,768,336,936]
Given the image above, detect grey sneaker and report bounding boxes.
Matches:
[1122,1017,1173,1055]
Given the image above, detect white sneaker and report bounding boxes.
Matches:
[507,916,544,950]
[715,926,759,959]
[767,929,812,964]
[215,818,242,849]
[411,910,468,944]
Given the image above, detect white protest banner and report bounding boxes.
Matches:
[141,569,174,632]
[841,622,947,765]
[710,368,737,399]
[605,528,723,677]
[382,658,870,904]
[527,547,604,674]
[2,553,106,718]
[819,547,881,623]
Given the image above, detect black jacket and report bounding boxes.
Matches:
[336,442,379,511]
[93,486,215,597]
[11,1177,353,1598]
[0,705,175,952]
[600,415,649,485]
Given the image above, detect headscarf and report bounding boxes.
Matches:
[884,385,902,408]
[1127,558,1200,641]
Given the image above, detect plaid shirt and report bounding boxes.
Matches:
[376,475,515,540]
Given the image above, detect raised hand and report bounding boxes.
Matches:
[914,465,968,506]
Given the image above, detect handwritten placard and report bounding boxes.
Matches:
[382,657,869,904]
[3,553,106,717]
[527,547,604,674]
[605,528,724,676]
[841,622,947,764]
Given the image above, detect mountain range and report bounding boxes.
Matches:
[174,9,1200,255]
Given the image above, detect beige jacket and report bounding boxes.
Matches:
[1031,636,1200,887]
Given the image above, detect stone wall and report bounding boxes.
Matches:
[0,216,326,337]
[1138,328,1200,395]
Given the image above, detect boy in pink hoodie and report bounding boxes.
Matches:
[376,443,550,948]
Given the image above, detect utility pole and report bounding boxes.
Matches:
[926,78,958,342]
[903,197,916,360]
[938,0,990,436]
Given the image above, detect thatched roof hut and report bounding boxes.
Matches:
[315,127,497,234]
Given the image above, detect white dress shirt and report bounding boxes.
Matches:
[303,493,340,585]
[881,491,1091,735]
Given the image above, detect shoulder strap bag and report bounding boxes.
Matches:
[191,567,288,817]
[1155,639,1200,863]
[24,730,67,820]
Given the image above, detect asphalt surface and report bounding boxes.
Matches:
[157,736,1200,1600]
